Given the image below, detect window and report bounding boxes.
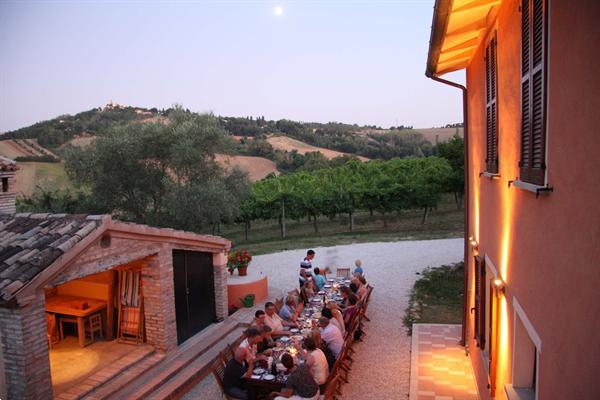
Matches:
[485,34,499,174]
[507,302,540,400]
[1,177,8,193]
[520,0,548,185]
[474,256,486,349]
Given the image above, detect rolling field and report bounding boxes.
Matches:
[14,162,71,196]
[266,135,369,161]
[215,154,279,181]
[414,127,463,143]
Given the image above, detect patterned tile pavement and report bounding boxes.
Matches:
[410,324,479,400]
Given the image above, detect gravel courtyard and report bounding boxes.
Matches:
[184,238,463,399]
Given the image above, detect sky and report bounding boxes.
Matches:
[0,0,464,132]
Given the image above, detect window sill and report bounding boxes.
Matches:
[479,171,501,180]
[505,384,535,400]
[508,179,553,198]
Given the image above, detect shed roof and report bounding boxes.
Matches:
[426,0,501,77]
[0,213,231,304]
[0,156,18,172]
[0,214,102,302]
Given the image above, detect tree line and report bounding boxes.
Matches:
[237,156,453,240]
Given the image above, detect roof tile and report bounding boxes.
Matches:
[0,214,104,304]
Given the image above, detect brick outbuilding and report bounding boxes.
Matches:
[0,213,230,399]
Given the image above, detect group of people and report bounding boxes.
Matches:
[222,250,368,400]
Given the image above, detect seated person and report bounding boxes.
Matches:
[257,325,275,355]
[279,296,302,322]
[339,286,351,308]
[239,327,262,356]
[224,346,254,400]
[321,305,346,337]
[318,317,344,359]
[353,259,364,277]
[300,280,315,304]
[271,353,320,400]
[313,267,326,291]
[342,293,359,329]
[255,310,267,328]
[311,330,335,372]
[298,337,329,388]
[352,276,368,301]
[264,302,296,336]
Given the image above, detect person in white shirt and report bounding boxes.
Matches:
[299,249,315,288]
[298,336,329,387]
[264,301,295,336]
[321,306,345,338]
[238,327,261,357]
[318,317,344,359]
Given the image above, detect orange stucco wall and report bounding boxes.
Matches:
[464,1,600,399]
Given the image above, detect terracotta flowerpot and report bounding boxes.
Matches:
[238,266,248,276]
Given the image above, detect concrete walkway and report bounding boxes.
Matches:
[409,324,478,400]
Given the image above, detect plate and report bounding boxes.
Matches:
[317,291,326,295]
[290,328,299,333]
[251,374,262,379]
[324,285,332,288]
[253,368,265,375]
[279,336,291,342]
[263,374,275,381]
[327,278,334,282]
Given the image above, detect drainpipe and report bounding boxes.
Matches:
[426,74,469,346]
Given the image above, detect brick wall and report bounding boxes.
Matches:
[50,237,161,286]
[0,293,53,400]
[0,172,16,215]
[0,232,229,398]
[142,250,178,352]
[213,251,228,321]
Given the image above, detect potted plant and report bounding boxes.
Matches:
[227,249,252,276]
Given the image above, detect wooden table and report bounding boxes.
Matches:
[45,295,107,347]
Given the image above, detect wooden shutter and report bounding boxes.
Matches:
[485,35,499,173]
[520,0,547,185]
[474,256,486,349]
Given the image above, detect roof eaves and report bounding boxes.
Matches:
[426,0,453,78]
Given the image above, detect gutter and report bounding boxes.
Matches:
[426,73,470,346]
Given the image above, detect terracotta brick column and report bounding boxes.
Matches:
[141,251,178,353]
[0,293,53,399]
[213,250,228,321]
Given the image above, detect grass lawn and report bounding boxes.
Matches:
[221,194,464,255]
[403,261,464,334]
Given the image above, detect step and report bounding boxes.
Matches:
[147,326,248,400]
[83,352,166,400]
[54,345,156,400]
[107,320,245,400]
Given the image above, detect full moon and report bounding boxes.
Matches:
[274,6,283,16]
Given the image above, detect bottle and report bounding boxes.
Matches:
[271,357,277,375]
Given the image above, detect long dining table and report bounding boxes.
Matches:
[45,295,107,347]
[244,277,350,399]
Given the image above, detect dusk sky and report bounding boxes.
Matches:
[0,0,464,132]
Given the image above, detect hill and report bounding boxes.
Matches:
[13,162,70,196]
[266,135,369,161]
[215,154,279,181]
[415,127,463,143]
